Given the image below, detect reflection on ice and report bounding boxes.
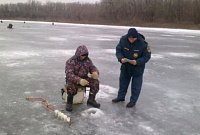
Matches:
[151,54,164,59]
[0,51,40,59]
[48,37,66,41]
[35,90,45,93]
[168,52,199,57]
[24,91,31,94]
[104,49,115,54]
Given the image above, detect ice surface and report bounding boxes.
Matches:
[0,20,200,135]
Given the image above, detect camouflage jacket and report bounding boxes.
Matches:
[65,45,99,84]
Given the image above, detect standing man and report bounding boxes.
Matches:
[65,45,100,111]
[112,28,151,107]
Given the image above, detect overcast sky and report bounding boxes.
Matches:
[0,0,101,4]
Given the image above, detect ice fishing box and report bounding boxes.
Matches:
[63,85,86,104]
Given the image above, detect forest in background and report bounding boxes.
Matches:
[0,0,200,29]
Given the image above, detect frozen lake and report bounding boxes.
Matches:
[0,20,200,135]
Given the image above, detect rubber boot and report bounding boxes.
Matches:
[66,95,73,112]
[87,92,100,108]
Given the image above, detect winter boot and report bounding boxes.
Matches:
[66,95,73,112]
[126,102,136,108]
[87,92,100,108]
[112,98,125,103]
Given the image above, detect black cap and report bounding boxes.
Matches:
[127,28,138,38]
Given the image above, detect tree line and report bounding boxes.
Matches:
[0,0,200,28]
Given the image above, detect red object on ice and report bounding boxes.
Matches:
[41,101,54,112]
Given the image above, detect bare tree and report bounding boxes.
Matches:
[0,0,199,27]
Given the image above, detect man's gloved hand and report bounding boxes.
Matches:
[91,72,99,79]
[79,79,89,86]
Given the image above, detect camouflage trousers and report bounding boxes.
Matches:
[66,77,99,96]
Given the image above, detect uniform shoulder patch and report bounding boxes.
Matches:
[144,40,148,44]
[147,45,151,53]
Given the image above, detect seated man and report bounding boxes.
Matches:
[7,23,13,28]
[65,45,100,111]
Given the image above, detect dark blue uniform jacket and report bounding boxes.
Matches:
[116,33,151,77]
